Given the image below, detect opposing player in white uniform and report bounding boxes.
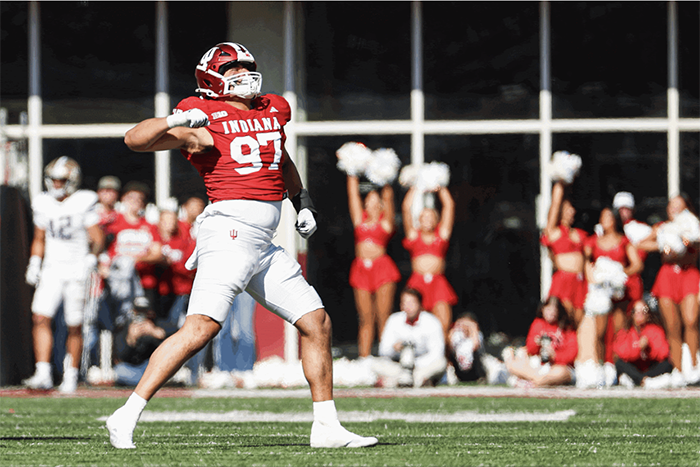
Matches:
[23,156,105,393]
[106,42,378,449]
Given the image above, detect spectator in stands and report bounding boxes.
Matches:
[504,296,578,387]
[372,288,447,388]
[614,299,672,388]
[156,208,196,330]
[113,297,168,386]
[102,181,163,309]
[96,175,122,230]
[447,312,486,382]
[179,194,207,239]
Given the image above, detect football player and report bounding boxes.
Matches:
[106,42,377,449]
[23,156,105,393]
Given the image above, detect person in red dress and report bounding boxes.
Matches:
[581,207,642,364]
[639,194,700,386]
[540,180,588,326]
[344,173,400,358]
[401,185,457,337]
[106,42,376,449]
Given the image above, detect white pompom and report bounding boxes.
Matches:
[417,161,451,192]
[584,283,613,316]
[399,164,420,188]
[592,256,628,290]
[623,220,652,245]
[550,151,582,184]
[657,222,686,254]
[366,148,401,186]
[336,142,373,176]
[674,209,700,242]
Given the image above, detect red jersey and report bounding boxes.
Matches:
[540,225,587,255]
[402,225,450,259]
[158,231,196,296]
[106,214,161,289]
[525,317,578,366]
[613,323,669,372]
[176,94,291,203]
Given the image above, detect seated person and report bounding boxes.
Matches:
[372,288,447,388]
[504,296,578,387]
[112,297,167,386]
[613,299,672,388]
[447,312,486,382]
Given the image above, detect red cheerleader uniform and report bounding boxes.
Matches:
[349,213,401,293]
[540,225,588,310]
[402,226,458,311]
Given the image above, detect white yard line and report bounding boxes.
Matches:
[98,409,577,423]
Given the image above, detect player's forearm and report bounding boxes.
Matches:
[124,118,171,152]
[282,154,303,198]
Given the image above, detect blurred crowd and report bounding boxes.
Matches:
[18,149,700,392]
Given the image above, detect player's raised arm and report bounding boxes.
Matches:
[124,109,210,153]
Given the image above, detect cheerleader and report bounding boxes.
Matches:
[581,207,642,365]
[639,194,700,385]
[337,143,402,358]
[541,180,587,325]
[401,185,457,337]
[346,175,400,358]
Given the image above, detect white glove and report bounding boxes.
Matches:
[166,109,209,129]
[295,208,317,239]
[25,255,42,286]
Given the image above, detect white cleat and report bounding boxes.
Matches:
[106,411,137,449]
[310,421,378,448]
[22,372,53,390]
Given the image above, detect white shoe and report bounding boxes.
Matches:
[643,373,672,390]
[58,377,77,394]
[603,362,617,388]
[106,410,137,449]
[618,373,635,389]
[310,421,378,448]
[671,368,687,388]
[22,372,53,390]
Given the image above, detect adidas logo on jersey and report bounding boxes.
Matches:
[270,107,279,113]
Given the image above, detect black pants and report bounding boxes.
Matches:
[615,359,673,386]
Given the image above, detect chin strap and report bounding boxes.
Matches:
[291,188,317,214]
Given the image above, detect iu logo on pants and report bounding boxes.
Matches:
[230,229,238,240]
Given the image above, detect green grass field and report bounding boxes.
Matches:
[2,391,699,467]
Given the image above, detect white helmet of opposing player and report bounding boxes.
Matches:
[44,156,82,199]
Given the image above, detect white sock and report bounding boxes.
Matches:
[119,393,148,421]
[313,400,339,425]
[63,367,78,382]
[36,362,52,377]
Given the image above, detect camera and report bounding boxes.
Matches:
[539,334,553,364]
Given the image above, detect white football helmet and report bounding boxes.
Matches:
[195,42,263,100]
[44,156,82,199]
